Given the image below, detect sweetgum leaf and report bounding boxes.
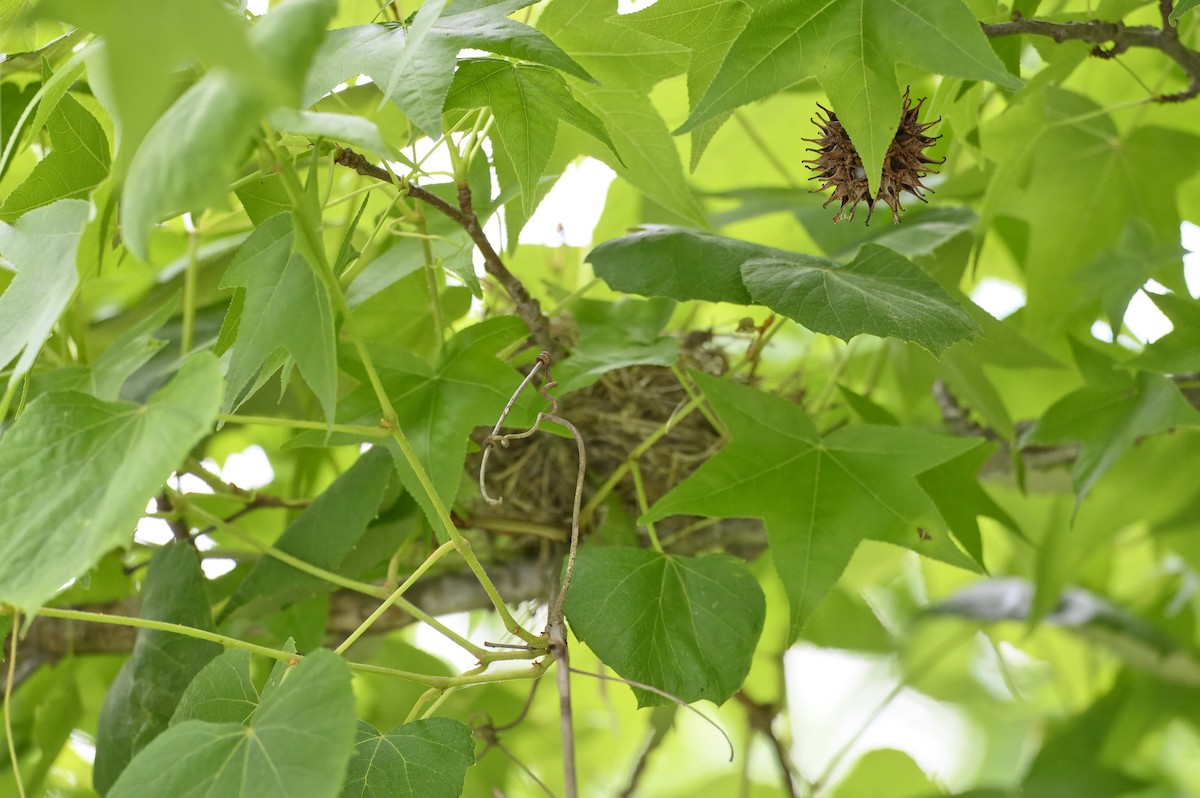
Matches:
[0,91,109,220]
[537,0,705,225]
[171,650,260,726]
[340,718,475,798]
[741,244,980,354]
[680,0,1020,193]
[94,543,221,793]
[39,0,277,176]
[588,227,978,353]
[613,0,751,169]
[0,198,89,382]
[643,373,979,638]
[0,353,222,611]
[444,59,616,214]
[219,213,338,423]
[220,446,393,620]
[304,1,591,137]
[1022,342,1200,505]
[120,0,336,259]
[563,547,765,707]
[1127,293,1200,374]
[109,650,356,798]
[553,298,678,394]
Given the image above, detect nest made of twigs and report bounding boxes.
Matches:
[465,341,765,559]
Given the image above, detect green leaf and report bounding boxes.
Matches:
[295,318,528,536]
[1127,293,1200,374]
[220,447,393,620]
[0,353,222,611]
[979,91,1200,338]
[39,0,278,173]
[0,198,89,382]
[88,295,179,401]
[1170,0,1199,24]
[589,228,979,353]
[587,226,761,304]
[571,85,708,226]
[94,542,222,794]
[340,718,475,798]
[445,59,616,214]
[828,749,937,798]
[171,650,260,726]
[679,0,1020,193]
[305,2,590,137]
[554,298,678,394]
[219,213,338,423]
[741,244,980,354]
[120,0,337,259]
[536,0,705,224]
[563,547,765,706]
[1022,344,1200,505]
[916,441,1021,568]
[0,91,109,220]
[109,650,357,798]
[269,108,396,158]
[644,373,979,638]
[613,0,752,169]
[538,0,688,90]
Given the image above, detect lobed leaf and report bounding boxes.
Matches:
[0,198,89,382]
[564,547,765,707]
[109,650,357,798]
[0,353,222,611]
[340,718,475,798]
[644,373,979,638]
[588,227,979,353]
[93,543,222,793]
[220,446,394,620]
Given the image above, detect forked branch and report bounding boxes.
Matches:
[982,2,1200,102]
[332,147,553,350]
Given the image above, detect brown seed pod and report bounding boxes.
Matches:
[803,88,945,224]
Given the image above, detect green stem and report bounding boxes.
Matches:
[262,131,539,646]
[189,506,387,599]
[4,609,26,798]
[671,365,723,433]
[182,226,199,356]
[415,206,445,354]
[217,413,390,438]
[629,461,663,553]
[579,395,705,527]
[33,607,447,686]
[334,541,458,655]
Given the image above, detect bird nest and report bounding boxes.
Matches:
[464,344,766,559]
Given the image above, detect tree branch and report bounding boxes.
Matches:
[332,147,554,351]
[983,8,1200,102]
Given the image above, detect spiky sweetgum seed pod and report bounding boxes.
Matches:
[803,88,945,224]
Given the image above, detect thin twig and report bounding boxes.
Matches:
[735,691,801,798]
[619,707,675,798]
[568,667,735,761]
[332,147,554,350]
[4,610,27,798]
[478,353,586,798]
[480,355,546,504]
[982,7,1200,102]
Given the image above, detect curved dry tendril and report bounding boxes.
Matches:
[568,667,736,762]
[479,353,547,505]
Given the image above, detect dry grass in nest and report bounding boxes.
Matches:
[466,351,766,557]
